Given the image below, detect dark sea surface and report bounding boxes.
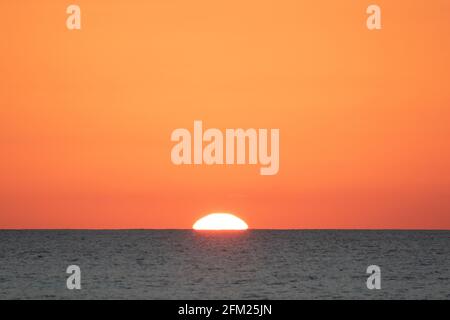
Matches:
[0,230,449,299]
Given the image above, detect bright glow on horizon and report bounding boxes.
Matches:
[193,213,249,230]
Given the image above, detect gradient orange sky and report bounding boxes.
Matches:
[1,1,450,229]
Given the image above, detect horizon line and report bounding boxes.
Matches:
[1,228,449,231]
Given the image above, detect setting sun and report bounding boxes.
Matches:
[193,213,249,230]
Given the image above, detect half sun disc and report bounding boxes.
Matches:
[193,213,248,230]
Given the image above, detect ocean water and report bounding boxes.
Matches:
[0,230,448,299]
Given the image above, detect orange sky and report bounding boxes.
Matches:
[1,0,449,229]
